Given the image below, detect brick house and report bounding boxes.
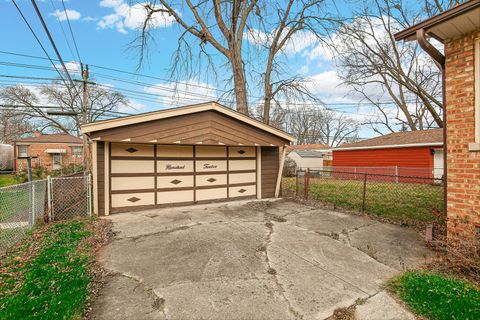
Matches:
[395,0,480,242]
[14,132,84,172]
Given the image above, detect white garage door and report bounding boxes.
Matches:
[109,143,256,211]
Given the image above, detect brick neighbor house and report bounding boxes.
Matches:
[14,132,84,172]
[395,0,480,242]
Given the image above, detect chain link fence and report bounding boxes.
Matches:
[0,174,92,253]
[282,168,445,226]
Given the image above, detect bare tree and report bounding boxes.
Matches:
[330,0,461,133]
[135,0,334,122]
[0,83,128,136]
[273,105,359,147]
[0,108,32,144]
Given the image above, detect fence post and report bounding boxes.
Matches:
[88,173,93,216]
[361,172,367,213]
[304,169,310,200]
[395,165,399,184]
[47,176,52,222]
[28,181,35,226]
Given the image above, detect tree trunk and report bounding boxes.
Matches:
[230,51,249,115]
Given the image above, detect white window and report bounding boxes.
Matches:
[17,145,29,158]
[72,146,83,157]
[472,38,480,151]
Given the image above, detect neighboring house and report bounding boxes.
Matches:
[395,1,479,242]
[333,129,444,178]
[287,144,332,170]
[14,132,84,172]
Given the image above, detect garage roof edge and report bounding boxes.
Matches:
[81,102,295,142]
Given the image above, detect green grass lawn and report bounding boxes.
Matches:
[389,271,480,320]
[0,219,95,319]
[0,175,17,187]
[282,177,444,223]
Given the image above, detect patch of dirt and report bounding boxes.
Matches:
[327,305,356,320]
[82,218,114,320]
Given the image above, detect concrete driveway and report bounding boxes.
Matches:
[91,200,430,320]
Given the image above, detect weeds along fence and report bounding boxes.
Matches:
[0,174,92,253]
[282,168,445,225]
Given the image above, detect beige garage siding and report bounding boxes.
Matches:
[108,143,258,213]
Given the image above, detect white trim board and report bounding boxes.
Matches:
[334,142,443,151]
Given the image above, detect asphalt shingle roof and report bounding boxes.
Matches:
[336,129,443,150]
[15,134,83,144]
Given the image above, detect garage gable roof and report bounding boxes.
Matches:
[82,102,294,142]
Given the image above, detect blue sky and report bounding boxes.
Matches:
[0,0,421,139]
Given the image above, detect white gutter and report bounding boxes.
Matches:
[334,142,443,151]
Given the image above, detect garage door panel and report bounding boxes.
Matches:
[111,160,155,174]
[157,160,194,173]
[111,176,155,191]
[196,188,228,201]
[229,172,256,184]
[229,185,256,198]
[111,143,154,157]
[157,175,194,188]
[112,192,155,207]
[196,160,227,172]
[229,147,256,158]
[157,145,193,158]
[229,159,256,171]
[196,174,227,186]
[195,146,227,157]
[157,190,194,204]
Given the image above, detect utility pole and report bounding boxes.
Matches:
[81,63,89,170]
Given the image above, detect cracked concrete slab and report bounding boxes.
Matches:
[355,291,416,320]
[90,275,165,320]
[155,278,291,319]
[347,223,433,270]
[92,200,427,320]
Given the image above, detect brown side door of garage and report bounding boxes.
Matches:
[109,143,257,212]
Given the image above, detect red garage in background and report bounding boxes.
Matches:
[332,129,443,181]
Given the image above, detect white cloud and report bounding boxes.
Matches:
[55,61,82,74]
[97,1,175,34]
[82,16,98,22]
[144,80,217,107]
[245,28,318,56]
[50,9,81,22]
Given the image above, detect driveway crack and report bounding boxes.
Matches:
[109,271,167,319]
[263,214,304,320]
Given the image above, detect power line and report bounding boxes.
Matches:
[49,0,76,64]
[10,0,70,90]
[61,0,82,64]
[30,0,77,91]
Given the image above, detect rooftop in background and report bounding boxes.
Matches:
[15,133,83,144]
[292,150,327,158]
[335,129,443,151]
[287,143,330,151]
[394,0,480,42]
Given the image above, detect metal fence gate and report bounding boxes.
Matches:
[0,174,92,253]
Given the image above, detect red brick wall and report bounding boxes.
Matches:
[15,143,83,172]
[445,30,480,240]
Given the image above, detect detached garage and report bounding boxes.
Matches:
[81,102,294,215]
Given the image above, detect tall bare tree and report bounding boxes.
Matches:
[330,0,462,133]
[0,83,128,136]
[272,105,359,147]
[0,108,32,144]
[135,0,334,122]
